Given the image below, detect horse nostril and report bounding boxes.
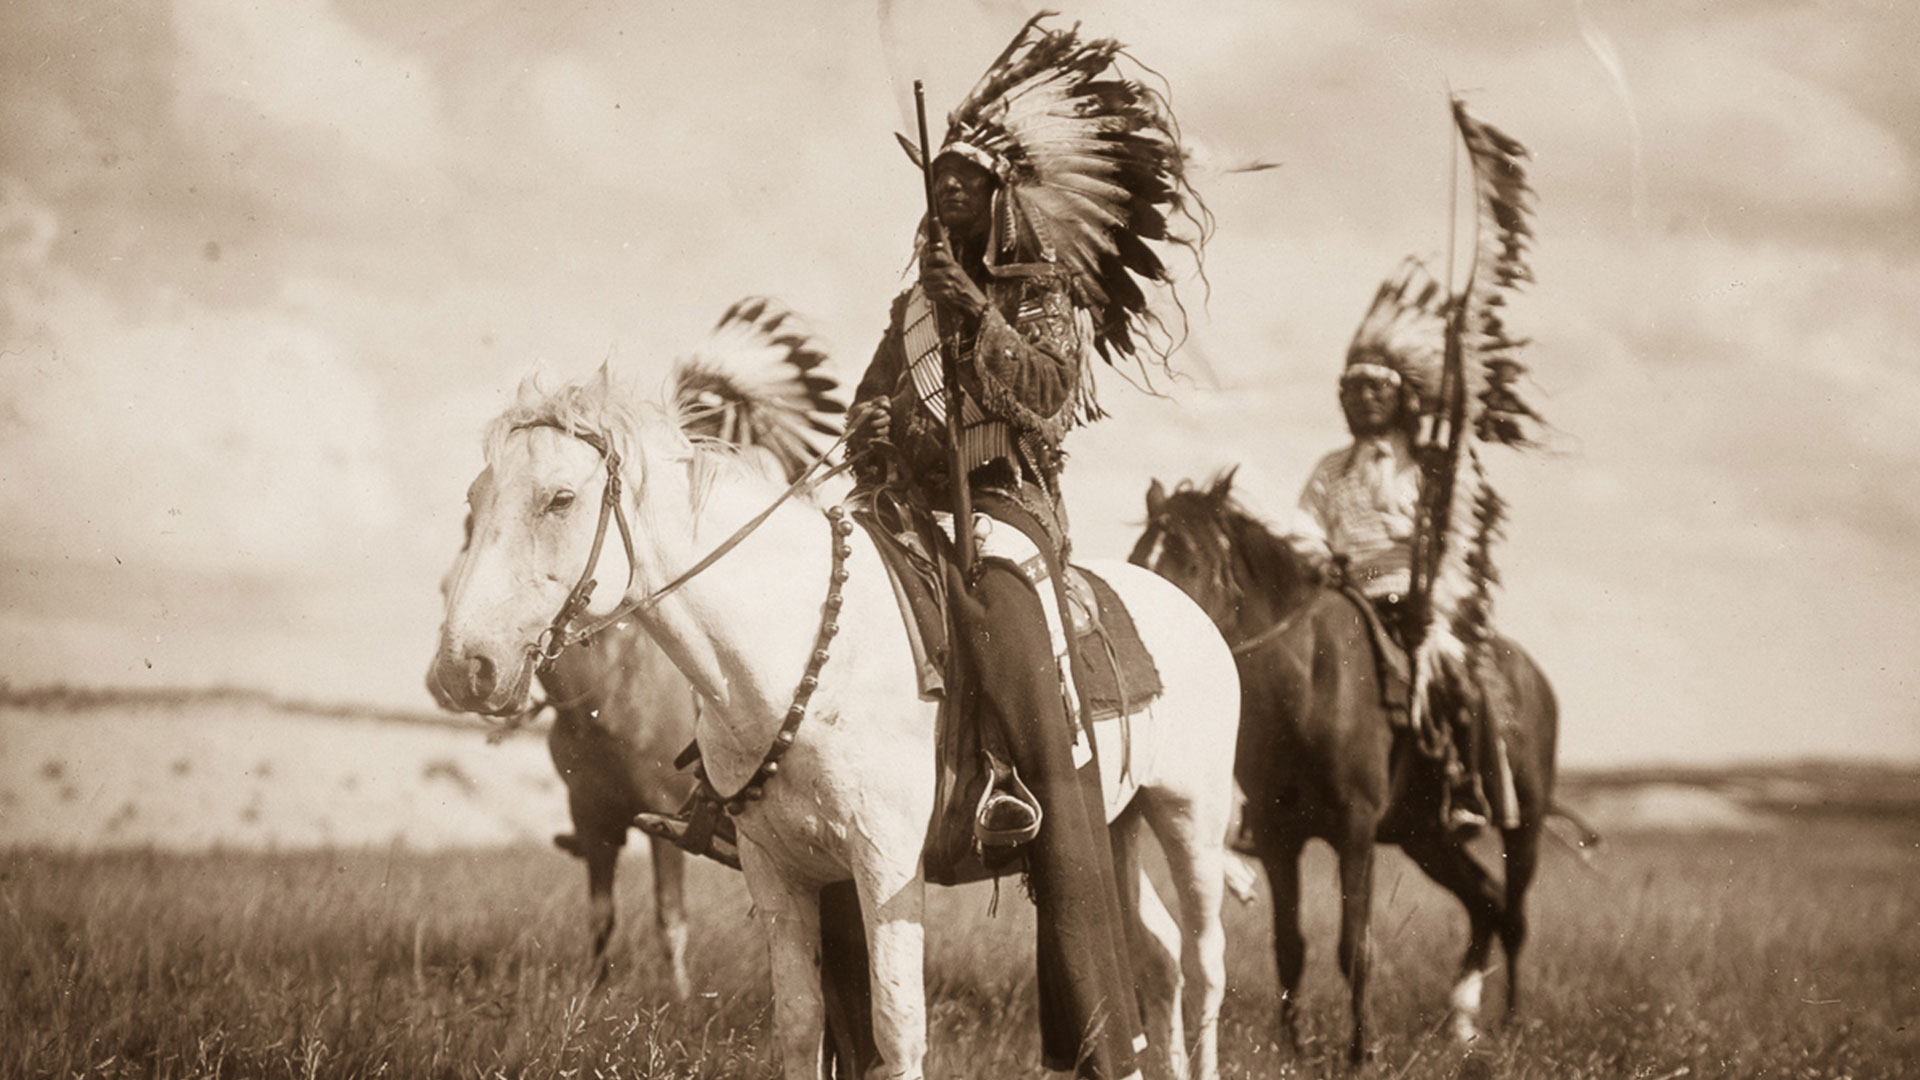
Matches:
[466,653,497,700]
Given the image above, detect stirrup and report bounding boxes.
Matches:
[634,792,741,871]
[974,755,1042,851]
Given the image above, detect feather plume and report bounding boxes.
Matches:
[1344,257,1451,407]
[1410,99,1543,737]
[670,297,845,481]
[928,13,1209,394]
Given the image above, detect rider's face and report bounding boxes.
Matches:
[932,156,995,243]
[1339,374,1403,437]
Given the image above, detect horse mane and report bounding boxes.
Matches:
[1158,472,1313,616]
[484,368,648,468]
[1214,496,1310,600]
[484,366,786,523]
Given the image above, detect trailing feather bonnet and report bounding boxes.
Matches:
[900,13,1209,413]
[1405,98,1546,749]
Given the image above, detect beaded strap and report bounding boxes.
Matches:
[702,503,855,813]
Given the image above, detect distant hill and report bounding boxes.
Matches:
[1559,760,1920,831]
[5,684,1915,849]
[2,686,565,852]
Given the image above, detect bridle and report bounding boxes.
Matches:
[515,423,637,674]
[502,418,857,809]
[509,419,853,676]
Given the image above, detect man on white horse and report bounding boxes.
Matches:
[843,18,1206,1080]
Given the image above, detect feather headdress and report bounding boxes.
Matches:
[1342,257,1452,409]
[1409,98,1543,744]
[903,13,1209,378]
[670,297,845,481]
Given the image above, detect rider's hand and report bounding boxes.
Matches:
[848,399,891,444]
[1294,544,1334,586]
[920,242,989,317]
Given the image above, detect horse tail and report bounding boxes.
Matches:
[670,296,847,480]
[1543,799,1603,867]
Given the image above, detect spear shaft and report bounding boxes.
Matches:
[914,79,974,574]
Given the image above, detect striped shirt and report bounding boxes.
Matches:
[1290,432,1421,599]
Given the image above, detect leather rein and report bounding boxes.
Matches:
[1229,606,1307,656]
[506,418,856,808]
[511,420,852,676]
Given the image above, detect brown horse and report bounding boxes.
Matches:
[431,519,701,992]
[541,627,700,993]
[1129,470,1561,1064]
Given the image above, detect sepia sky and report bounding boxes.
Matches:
[2,0,1915,767]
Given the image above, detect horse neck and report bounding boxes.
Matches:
[621,446,831,765]
[1222,515,1314,636]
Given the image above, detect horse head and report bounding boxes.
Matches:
[427,299,847,720]
[1129,467,1318,639]
[429,364,646,716]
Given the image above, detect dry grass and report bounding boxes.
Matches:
[4,815,1915,1079]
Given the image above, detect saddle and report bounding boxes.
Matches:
[854,497,1163,886]
[1334,583,1521,831]
[1334,584,1414,727]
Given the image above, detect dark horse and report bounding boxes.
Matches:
[1130,470,1561,1065]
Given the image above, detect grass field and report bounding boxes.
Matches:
[5,814,1915,1079]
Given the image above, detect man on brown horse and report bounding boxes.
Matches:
[1287,265,1494,831]
[843,17,1205,1080]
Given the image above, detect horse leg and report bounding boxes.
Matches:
[1143,792,1228,1080]
[1398,832,1504,1046]
[575,830,621,987]
[1113,811,1185,1080]
[852,863,927,1080]
[818,880,878,1079]
[739,842,829,1080]
[1258,836,1308,1054]
[646,834,692,1000]
[1334,822,1378,1066]
[1498,822,1542,1020]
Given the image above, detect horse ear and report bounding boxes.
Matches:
[1146,478,1168,517]
[589,360,613,399]
[1209,465,1240,500]
[514,371,545,411]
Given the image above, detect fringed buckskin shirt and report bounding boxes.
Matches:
[1290,430,1421,599]
[850,265,1080,504]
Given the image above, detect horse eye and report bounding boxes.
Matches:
[546,490,576,513]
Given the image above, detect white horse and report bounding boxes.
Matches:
[429,298,845,998]
[429,364,1241,1080]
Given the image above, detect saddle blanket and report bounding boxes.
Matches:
[855,510,1164,724]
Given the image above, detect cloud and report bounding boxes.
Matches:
[1637,39,1913,222]
[0,0,1914,761]
[0,185,400,573]
[170,0,446,176]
